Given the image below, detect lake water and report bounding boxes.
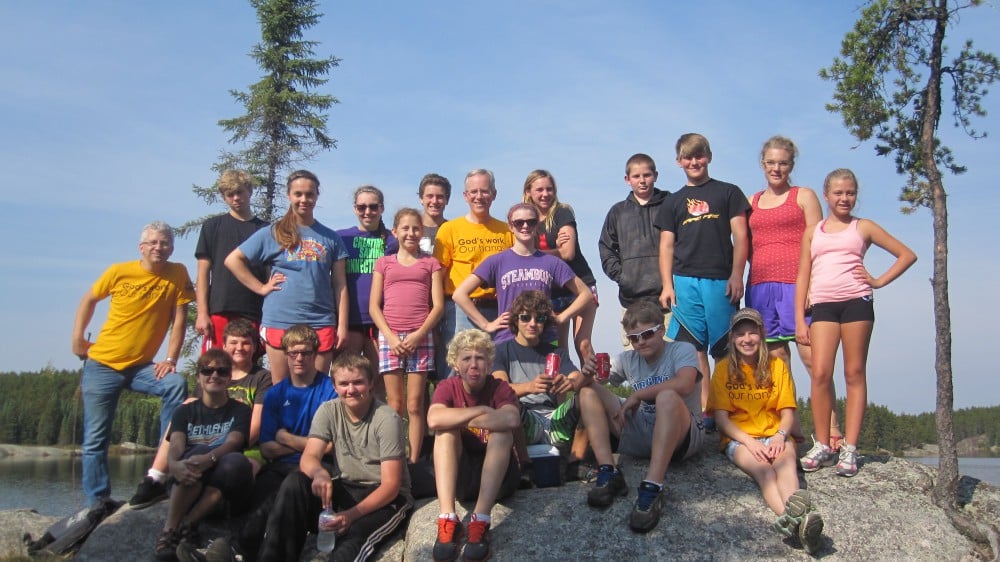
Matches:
[0,454,997,518]
[0,453,154,516]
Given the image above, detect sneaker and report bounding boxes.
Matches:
[462,518,492,562]
[432,517,463,562]
[155,529,182,561]
[799,437,837,472]
[836,444,859,477]
[628,481,664,533]
[798,511,825,554]
[774,489,811,538]
[175,539,207,562]
[586,465,628,508]
[774,513,798,538]
[130,476,168,509]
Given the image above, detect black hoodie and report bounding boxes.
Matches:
[598,188,669,307]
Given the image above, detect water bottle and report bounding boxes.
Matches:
[317,508,338,553]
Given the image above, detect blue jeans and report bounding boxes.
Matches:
[436,299,497,378]
[81,359,187,505]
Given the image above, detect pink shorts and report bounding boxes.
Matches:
[377,330,435,374]
[260,325,337,353]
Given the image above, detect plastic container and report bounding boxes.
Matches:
[317,508,339,553]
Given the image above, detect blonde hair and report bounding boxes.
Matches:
[392,207,422,229]
[675,133,712,159]
[521,169,571,234]
[447,329,495,369]
[217,169,254,196]
[273,170,319,251]
[823,168,859,195]
[726,319,772,389]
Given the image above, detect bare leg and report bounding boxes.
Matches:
[314,350,333,377]
[796,340,842,443]
[473,430,513,515]
[406,372,428,464]
[840,321,874,446]
[772,444,800,505]
[266,345,288,385]
[732,446,785,515]
[807,322,841,446]
[434,429,461,515]
[572,304,597,365]
[181,486,223,526]
[164,481,203,531]
[645,390,691,483]
[577,384,623,467]
[695,350,711,412]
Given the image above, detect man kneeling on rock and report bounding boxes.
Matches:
[429,329,521,562]
[491,290,611,479]
[579,300,705,533]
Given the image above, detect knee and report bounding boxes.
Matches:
[406,397,423,418]
[486,430,513,449]
[654,389,682,410]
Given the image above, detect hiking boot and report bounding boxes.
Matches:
[798,511,825,554]
[155,529,182,561]
[433,517,463,562]
[462,518,491,562]
[628,481,664,533]
[586,465,627,508]
[799,437,836,472]
[836,444,859,477]
[129,476,168,509]
[203,537,242,562]
[774,489,811,538]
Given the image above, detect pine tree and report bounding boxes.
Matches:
[820,0,998,510]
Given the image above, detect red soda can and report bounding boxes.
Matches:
[595,352,611,382]
[545,353,560,378]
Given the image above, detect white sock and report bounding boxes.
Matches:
[147,468,167,483]
[471,512,491,525]
[438,513,458,522]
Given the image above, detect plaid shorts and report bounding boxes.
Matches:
[378,329,435,374]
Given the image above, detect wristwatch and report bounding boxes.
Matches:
[776,429,789,439]
[209,452,218,464]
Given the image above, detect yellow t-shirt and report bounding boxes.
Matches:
[87,261,194,370]
[706,356,797,449]
[433,216,512,298]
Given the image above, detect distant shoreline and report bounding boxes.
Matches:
[0,443,156,460]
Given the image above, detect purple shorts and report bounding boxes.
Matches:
[378,329,435,373]
[746,282,799,343]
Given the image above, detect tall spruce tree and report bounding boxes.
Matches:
[182,0,339,231]
[820,0,997,522]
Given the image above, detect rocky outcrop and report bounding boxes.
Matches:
[3,436,998,560]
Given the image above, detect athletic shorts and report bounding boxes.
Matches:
[667,275,735,358]
[725,435,777,462]
[810,296,874,324]
[551,285,599,313]
[201,313,262,355]
[521,395,581,446]
[260,325,337,353]
[616,402,704,462]
[746,282,797,342]
[377,329,435,374]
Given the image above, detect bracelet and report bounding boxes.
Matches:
[165,357,176,364]
[776,429,788,439]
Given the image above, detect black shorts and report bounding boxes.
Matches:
[810,296,875,324]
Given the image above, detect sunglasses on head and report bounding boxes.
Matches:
[199,367,232,377]
[510,218,539,229]
[286,350,316,359]
[355,203,381,212]
[517,313,549,324]
[626,325,662,344]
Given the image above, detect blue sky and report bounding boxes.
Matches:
[2,1,997,414]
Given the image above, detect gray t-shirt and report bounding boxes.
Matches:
[493,339,577,412]
[610,342,702,416]
[308,398,412,500]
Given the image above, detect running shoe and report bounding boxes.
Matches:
[628,481,664,533]
[462,518,491,562]
[586,465,627,507]
[836,444,859,477]
[433,516,463,562]
[800,437,837,472]
[798,511,825,554]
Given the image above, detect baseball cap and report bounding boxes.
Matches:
[730,308,764,330]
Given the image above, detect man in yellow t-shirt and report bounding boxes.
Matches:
[433,169,513,377]
[71,221,194,506]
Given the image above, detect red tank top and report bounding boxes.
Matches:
[748,187,805,285]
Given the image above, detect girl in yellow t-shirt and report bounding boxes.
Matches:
[707,308,825,555]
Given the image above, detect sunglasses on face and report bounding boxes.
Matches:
[510,218,539,229]
[286,350,316,359]
[517,313,549,324]
[199,367,232,377]
[355,203,381,212]
[626,325,662,344]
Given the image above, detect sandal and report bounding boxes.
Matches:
[829,434,844,452]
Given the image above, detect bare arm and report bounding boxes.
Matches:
[153,303,187,379]
[555,276,593,327]
[453,274,501,333]
[194,258,212,337]
[301,437,335,508]
[408,269,446,342]
[368,271,399,347]
[658,230,676,309]
[630,366,698,403]
[856,219,917,289]
[71,291,100,359]
[727,214,749,304]
[554,224,577,261]
[427,402,520,432]
[333,259,349,349]
[260,427,308,460]
[794,228,815,346]
[248,404,264,446]
[225,248,284,296]
[797,187,824,228]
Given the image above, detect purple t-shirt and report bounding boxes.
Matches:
[472,249,576,342]
[337,226,398,327]
[374,254,442,332]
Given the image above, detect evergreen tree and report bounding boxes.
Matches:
[180,0,339,231]
[819,0,998,510]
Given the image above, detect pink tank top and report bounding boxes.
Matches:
[808,219,871,304]
[748,187,805,285]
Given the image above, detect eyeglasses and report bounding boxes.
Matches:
[762,160,792,170]
[199,367,232,377]
[355,203,382,212]
[517,313,549,324]
[286,350,316,359]
[140,240,172,248]
[510,219,539,229]
[626,325,662,344]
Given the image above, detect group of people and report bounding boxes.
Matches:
[70,132,915,560]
